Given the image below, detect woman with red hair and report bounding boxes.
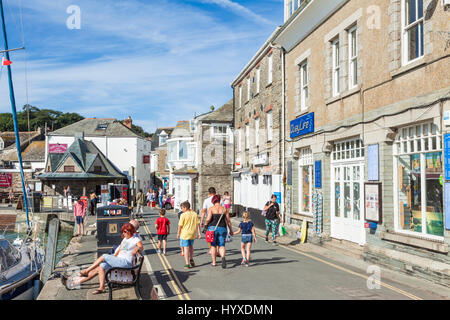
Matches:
[62,222,143,295]
[205,194,234,268]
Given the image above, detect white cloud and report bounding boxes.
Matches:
[0,0,280,132]
[199,0,274,25]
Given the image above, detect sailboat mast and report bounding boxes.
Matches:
[0,0,30,227]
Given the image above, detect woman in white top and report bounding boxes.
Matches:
[62,223,143,295]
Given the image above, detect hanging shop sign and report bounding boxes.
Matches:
[364,182,382,224]
[290,112,314,139]
[143,155,150,164]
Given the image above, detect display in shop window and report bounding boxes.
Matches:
[364,182,382,223]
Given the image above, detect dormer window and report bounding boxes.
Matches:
[96,123,108,130]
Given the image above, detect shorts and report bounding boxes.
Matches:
[100,254,132,272]
[180,239,195,247]
[158,234,168,241]
[241,234,253,244]
[75,216,83,224]
[208,226,227,247]
[224,204,231,209]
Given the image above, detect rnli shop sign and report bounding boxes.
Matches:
[290,112,314,139]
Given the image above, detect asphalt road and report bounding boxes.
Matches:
[137,208,448,300]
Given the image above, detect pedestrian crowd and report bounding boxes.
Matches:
[63,184,282,295]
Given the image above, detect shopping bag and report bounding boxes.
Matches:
[280,224,287,236]
[226,231,232,243]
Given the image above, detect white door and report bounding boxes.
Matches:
[331,162,365,245]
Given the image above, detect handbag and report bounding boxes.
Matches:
[261,210,267,217]
[205,213,224,243]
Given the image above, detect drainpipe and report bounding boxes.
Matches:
[269,42,286,224]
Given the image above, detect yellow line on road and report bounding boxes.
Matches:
[268,236,423,300]
[141,218,191,300]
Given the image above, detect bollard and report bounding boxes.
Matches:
[40,217,59,283]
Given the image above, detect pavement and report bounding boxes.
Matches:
[142,208,450,300]
[37,214,155,300]
[38,207,450,300]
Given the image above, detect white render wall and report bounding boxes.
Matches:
[234,173,281,211]
[46,135,151,191]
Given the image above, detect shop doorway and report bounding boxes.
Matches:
[330,139,365,245]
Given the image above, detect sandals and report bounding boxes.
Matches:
[184,264,191,269]
[92,289,105,295]
[190,259,195,267]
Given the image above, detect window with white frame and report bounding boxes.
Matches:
[332,138,365,162]
[402,0,424,64]
[247,76,251,101]
[299,148,313,215]
[255,118,260,146]
[300,61,309,111]
[348,25,358,89]
[332,38,340,96]
[268,54,273,85]
[266,111,273,142]
[394,122,444,238]
[256,67,261,94]
[245,124,250,149]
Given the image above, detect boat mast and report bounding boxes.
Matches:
[0,0,30,227]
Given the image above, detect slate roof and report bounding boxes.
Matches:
[170,121,192,138]
[48,118,140,138]
[0,131,42,150]
[2,141,46,162]
[195,99,233,123]
[38,138,127,180]
[151,127,175,151]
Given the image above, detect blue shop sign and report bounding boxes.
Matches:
[290,112,314,139]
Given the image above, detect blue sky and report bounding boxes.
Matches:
[0,0,283,133]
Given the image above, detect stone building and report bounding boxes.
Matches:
[231,29,284,229]
[167,121,197,210]
[274,0,450,283]
[193,100,234,212]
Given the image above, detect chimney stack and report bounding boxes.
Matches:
[122,116,133,129]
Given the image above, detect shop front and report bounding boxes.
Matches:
[394,122,444,239]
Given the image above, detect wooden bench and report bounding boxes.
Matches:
[104,254,144,300]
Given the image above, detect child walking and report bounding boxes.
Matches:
[232,211,256,267]
[155,209,170,255]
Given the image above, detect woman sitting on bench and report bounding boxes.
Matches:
[62,223,143,295]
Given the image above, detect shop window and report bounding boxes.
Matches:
[395,123,444,237]
[299,148,313,215]
[332,138,364,162]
